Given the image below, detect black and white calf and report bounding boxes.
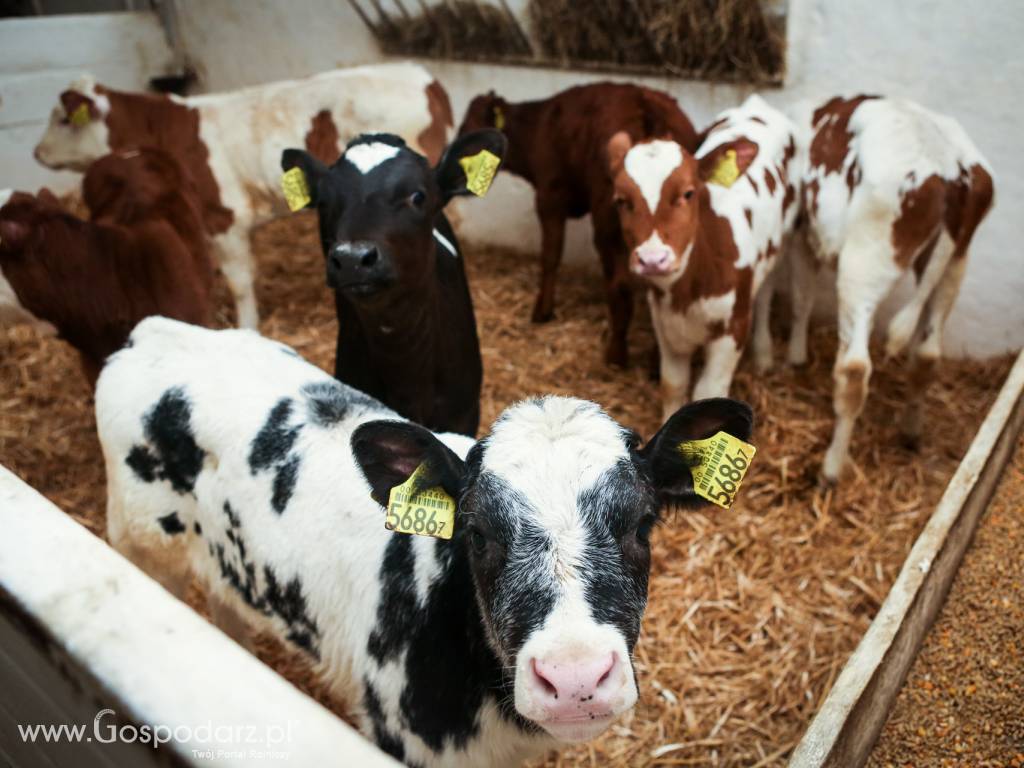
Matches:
[98,317,753,768]
[281,129,506,437]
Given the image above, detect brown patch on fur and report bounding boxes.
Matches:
[707,320,727,338]
[763,167,777,194]
[836,360,869,415]
[304,109,340,165]
[417,80,453,166]
[749,116,766,125]
[845,160,862,196]
[97,85,234,235]
[783,183,796,215]
[744,208,753,226]
[728,266,754,344]
[945,163,995,260]
[809,95,880,174]
[892,173,945,269]
[803,178,821,219]
[668,192,740,315]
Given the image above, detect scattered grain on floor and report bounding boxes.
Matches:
[868,434,1024,768]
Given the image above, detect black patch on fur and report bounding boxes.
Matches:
[212,501,321,658]
[363,678,405,761]
[193,521,202,536]
[248,399,303,514]
[366,532,531,753]
[158,512,186,535]
[126,387,205,494]
[302,380,379,427]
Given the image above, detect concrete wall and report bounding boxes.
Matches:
[0,11,175,193]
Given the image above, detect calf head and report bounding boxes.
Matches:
[353,396,752,743]
[607,132,758,282]
[281,130,505,299]
[35,75,111,172]
[83,149,192,222]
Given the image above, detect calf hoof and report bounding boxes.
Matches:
[817,467,839,489]
[531,305,555,324]
[605,345,628,369]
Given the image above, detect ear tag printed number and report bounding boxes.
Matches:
[707,148,741,188]
[69,103,91,128]
[678,431,756,509]
[280,167,311,212]
[385,464,456,540]
[458,149,501,197]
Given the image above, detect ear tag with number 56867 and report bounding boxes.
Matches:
[385,464,456,540]
[678,431,756,509]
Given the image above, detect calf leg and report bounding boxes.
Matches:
[885,230,953,358]
[752,274,775,373]
[659,347,693,424]
[531,210,566,323]
[900,256,967,445]
[211,227,259,330]
[822,245,901,484]
[787,242,819,366]
[595,220,633,368]
[693,334,743,401]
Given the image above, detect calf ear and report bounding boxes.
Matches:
[606,131,633,173]
[638,398,753,507]
[280,149,327,208]
[59,90,100,123]
[698,139,759,185]
[435,129,507,202]
[0,219,31,252]
[352,420,468,507]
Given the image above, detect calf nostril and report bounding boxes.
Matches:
[596,653,616,688]
[359,247,378,268]
[531,659,559,698]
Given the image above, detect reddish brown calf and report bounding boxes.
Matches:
[0,149,214,385]
[459,83,698,366]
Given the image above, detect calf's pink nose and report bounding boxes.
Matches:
[634,246,673,274]
[529,653,617,712]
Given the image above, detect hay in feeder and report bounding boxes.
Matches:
[528,0,786,83]
[0,208,1013,765]
[364,0,532,61]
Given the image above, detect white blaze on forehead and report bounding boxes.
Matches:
[624,140,684,214]
[482,397,628,534]
[344,142,401,174]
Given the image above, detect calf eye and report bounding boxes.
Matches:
[634,514,658,545]
[470,529,488,554]
[408,190,426,208]
[614,196,632,212]
[675,190,695,206]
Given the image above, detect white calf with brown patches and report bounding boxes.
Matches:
[792,96,995,483]
[33,63,453,329]
[608,95,800,421]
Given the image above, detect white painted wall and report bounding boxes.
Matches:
[0,12,175,193]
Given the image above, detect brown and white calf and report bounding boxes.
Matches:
[607,95,799,421]
[33,63,453,329]
[0,150,214,384]
[458,83,698,366]
[791,96,994,483]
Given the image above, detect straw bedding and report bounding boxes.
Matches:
[0,209,1012,766]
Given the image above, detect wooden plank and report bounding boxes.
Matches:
[790,348,1024,767]
[0,466,400,767]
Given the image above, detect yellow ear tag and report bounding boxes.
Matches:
[385,463,456,540]
[678,431,756,509]
[707,148,741,188]
[493,106,506,132]
[69,103,91,128]
[458,149,501,197]
[280,167,312,212]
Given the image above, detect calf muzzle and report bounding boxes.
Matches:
[327,240,393,294]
